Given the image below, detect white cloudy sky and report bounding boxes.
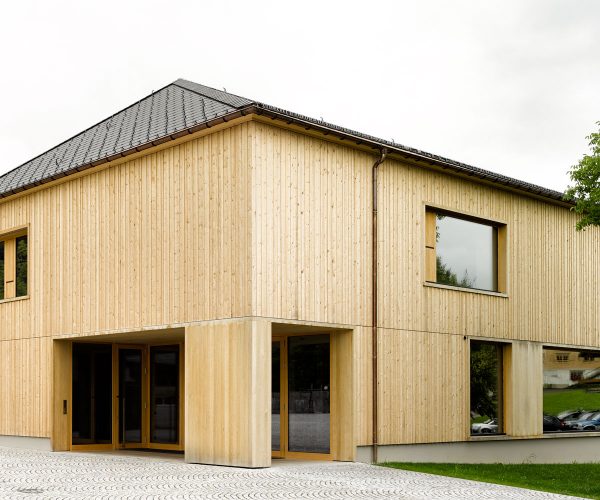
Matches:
[0,0,598,192]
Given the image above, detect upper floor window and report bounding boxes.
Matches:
[0,228,28,301]
[425,208,506,293]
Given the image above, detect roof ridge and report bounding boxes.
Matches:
[172,79,254,109]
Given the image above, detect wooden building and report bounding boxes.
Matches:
[0,79,598,467]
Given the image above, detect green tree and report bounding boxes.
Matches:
[436,256,475,288]
[0,241,4,299]
[15,236,27,297]
[470,343,500,419]
[565,122,600,230]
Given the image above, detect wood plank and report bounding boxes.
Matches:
[184,319,270,467]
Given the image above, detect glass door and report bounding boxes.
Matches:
[287,335,330,455]
[272,334,331,459]
[72,343,113,449]
[118,347,144,448]
[149,345,180,447]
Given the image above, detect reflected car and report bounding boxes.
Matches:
[556,410,585,421]
[471,419,498,434]
[571,417,600,431]
[543,415,564,432]
[563,411,599,429]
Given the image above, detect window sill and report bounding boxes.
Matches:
[424,281,508,298]
[470,434,507,441]
[470,431,600,442]
[0,295,30,305]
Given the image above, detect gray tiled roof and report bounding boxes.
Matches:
[0,78,568,204]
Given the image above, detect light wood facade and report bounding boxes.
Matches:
[0,113,599,465]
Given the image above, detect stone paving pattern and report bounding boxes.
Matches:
[0,447,587,499]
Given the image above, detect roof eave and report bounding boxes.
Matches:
[0,107,253,201]
[250,104,573,208]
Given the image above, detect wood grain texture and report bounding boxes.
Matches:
[249,121,373,326]
[0,124,252,439]
[185,319,270,467]
[0,116,598,451]
[248,120,599,446]
[249,120,600,344]
[378,328,470,445]
[331,330,355,461]
[378,157,600,344]
[503,341,543,437]
[51,340,71,451]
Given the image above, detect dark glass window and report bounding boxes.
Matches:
[288,335,330,453]
[272,341,281,452]
[470,341,504,435]
[543,348,600,433]
[0,241,4,300]
[15,235,27,297]
[150,345,180,444]
[72,343,113,445]
[436,214,498,291]
[118,349,143,444]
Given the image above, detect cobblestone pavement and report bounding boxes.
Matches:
[0,447,586,499]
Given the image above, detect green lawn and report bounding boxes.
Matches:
[381,463,600,499]
[543,388,600,416]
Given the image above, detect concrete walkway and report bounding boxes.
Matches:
[0,447,586,499]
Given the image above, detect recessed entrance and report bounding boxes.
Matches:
[272,334,331,459]
[71,342,183,451]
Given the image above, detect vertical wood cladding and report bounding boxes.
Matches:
[0,124,253,438]
[0,118,598,445]
[249,120,599,445]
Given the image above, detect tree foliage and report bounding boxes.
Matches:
[436,256,475,288]
[470,343,500,419]
[565,122,600,230]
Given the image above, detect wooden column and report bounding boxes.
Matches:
[504,341,543,437]
[52,340,71,451]
[331,329,355,461]
[185,319,271,467]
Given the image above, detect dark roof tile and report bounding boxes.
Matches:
[0,78,567,204]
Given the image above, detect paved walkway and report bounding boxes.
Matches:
[0,447,586,499]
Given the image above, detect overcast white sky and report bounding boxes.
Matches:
[1,0,598,192]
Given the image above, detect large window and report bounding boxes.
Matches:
[425,209,506,293]
[543,347,600,433]
[0,229,28,301]
[470,341,504,435]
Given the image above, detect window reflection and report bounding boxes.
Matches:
[288,335,330,453]
[436,214,498,292]
[0,241,4,300]
[543,348,600,433]
[15,235,27,297]
[470,341,503,435]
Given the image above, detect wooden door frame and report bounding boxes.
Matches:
[145,342,185,452]
[69,340,185,452]
[272,333,333,461]
[69,341,114,452]
[271,336,287,458]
